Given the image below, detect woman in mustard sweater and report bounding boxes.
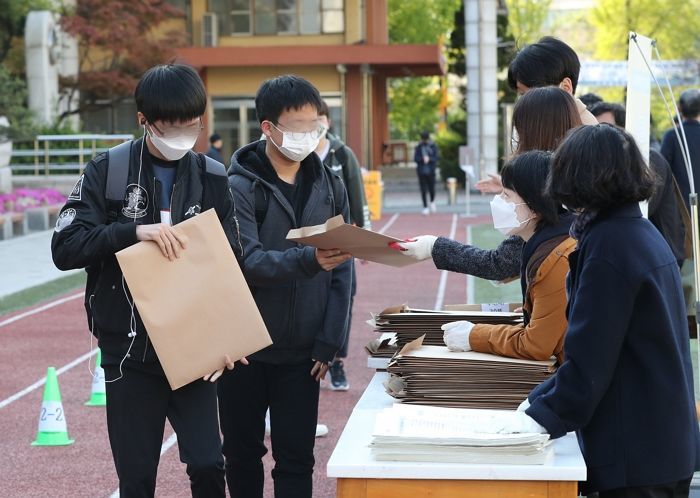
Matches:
[442,150,575,363]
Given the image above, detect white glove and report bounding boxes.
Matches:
[516,398,531,412]
[392,235,437,261]
[509,412,547,434]
[441,320,474,351]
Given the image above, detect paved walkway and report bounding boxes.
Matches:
[0,230,80,299]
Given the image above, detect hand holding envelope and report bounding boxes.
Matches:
[116,209,272,390]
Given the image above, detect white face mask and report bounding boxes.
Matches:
[268,124,320,162]
[490,194,533,235]
[147,125,198,161]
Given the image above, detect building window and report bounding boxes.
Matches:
[207,0,344,36]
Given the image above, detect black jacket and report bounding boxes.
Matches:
[526,204,700,493]
[228,141,352,364]
[648,149,686,267]
[51,138,242,364]
[661,119,700,210]
[321,133,371,229]
[413,140,439,176]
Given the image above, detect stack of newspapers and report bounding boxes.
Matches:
[371,304,522,347]
[384,336,555,410]
[370,404,552,465]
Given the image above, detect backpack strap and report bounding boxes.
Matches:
[323,164,346,218]
[105,141,132,222]
[253,180,268,229]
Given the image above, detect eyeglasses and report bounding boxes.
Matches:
[149,119,204,139]
[271,121,327,141]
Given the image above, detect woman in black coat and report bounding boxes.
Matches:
[522,124,700,497]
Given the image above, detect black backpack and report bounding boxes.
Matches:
[253,164,346,228]
[104,140,224,222]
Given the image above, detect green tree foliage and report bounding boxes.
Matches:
[587,0,700,134]
[387,0,461,141]
[0,0,54,64]
[504,0,551,46]
[590,0,700,60]
[0,65,36,138]
[389,78,442,140]
[388,0,461,44]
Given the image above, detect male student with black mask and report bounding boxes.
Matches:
[220,75,352,498]
[51,64,244,498]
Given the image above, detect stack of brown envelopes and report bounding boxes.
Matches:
[385,336,555,410]
[372,304,523,348]
[365,332,398,359]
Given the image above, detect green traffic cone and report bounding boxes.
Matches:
[32,367,74,446]
[85,349,106,407]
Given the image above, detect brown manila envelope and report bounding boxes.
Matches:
[116,209,272,390]
[286,214,419,267]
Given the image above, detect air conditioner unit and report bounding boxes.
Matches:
[202,12,218,47]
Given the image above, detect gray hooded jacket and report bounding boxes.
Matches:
[228,140,352,364]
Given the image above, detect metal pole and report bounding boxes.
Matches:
[690,194,700,379]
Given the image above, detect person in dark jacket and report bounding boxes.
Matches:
[51,64,244,498]
[522,124,700,496]
[315,100,370,390]
[589,101,687,267]
[662,88,700,212]
[220,75,352,498]
[206,132,225,165]
[414,131,439,215]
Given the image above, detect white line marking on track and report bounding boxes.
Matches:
[433,214,459,311]
[107,433,178,498]
[0,291,84,329]
[377,213,400,235]
[0,348,97,410]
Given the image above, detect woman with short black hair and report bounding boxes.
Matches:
[522,124,700,497]
[438,151,575,362]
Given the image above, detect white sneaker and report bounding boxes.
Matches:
[421,207,430,215]
[430,201,437,213]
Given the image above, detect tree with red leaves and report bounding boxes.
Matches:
[59,0,185,130]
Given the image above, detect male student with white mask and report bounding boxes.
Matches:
[51,63,245,498]
[221,74,352,498]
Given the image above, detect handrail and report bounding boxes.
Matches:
[9,134,133,176]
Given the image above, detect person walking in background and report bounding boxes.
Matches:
[662,89,700,211]
[315,100,369,391]
[206,133,225,165]
[414,131,439,215]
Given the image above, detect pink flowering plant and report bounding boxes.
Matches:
[0,188,65,214]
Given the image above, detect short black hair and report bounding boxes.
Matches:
[547,124,656,212]
[135,64,206,123]
[579,93,603,108]
[255,75,323,124]
[420,131,430,140]
[588,102,626,127]
[501,150,559,228]
[507,37,581,93]
[679,89,700,119]
[318,99,330,117]
[210,133,221,143]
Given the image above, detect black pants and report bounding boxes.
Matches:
[597,477,692,498]
[217,359,320,498]
[104,364,225,498]
[418,172,436,207]
[337,261,356,358]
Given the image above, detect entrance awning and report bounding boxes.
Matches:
[176,44,445,77]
